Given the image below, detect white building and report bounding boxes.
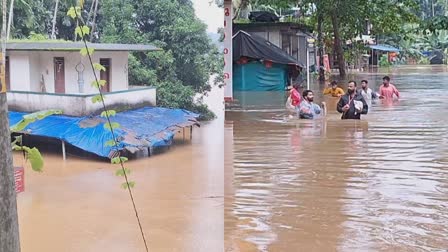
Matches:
[5,41,159,116]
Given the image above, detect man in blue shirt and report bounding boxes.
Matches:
[298,90,326,119]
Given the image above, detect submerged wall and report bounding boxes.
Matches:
[7,87,156,116]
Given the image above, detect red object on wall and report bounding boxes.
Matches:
[237,56,248,64]
[14,166,24,193]
[264,60,273,68]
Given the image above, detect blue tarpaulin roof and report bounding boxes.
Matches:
[9,107,199,158]
[368,44,400,52]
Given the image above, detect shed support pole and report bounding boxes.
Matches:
[62,140,66,160]
[190,126,193,140]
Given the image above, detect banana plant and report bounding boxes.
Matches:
[10,109,62,172]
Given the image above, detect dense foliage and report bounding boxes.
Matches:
[235,0,448,75]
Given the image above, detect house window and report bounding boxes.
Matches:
[282,33,291,55]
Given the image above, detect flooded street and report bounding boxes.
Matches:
[16,83,224,252]
[225,66,448,251]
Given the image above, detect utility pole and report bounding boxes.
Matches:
[1,0,20,250]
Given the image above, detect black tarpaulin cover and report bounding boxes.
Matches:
[232,30,304,68]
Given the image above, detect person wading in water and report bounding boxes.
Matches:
[359,79,379,108]
[337,81,368,120]
[379,75,400,99]
[299,90,326,119]
[323,81,345,97]
[286,83,302,112]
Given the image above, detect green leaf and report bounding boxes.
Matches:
[11,110,62,132]
[105,139,116,147]
[91,80,99,88]
[93,63,106,72]
[11,135,22,146]
[82,26,90,36]
[67,7,76,19]
[67,6,82,19]
[104,122,120,131]
[22,146,44,172]
[91,94,103,103]
[12,144,22,151]
[75,26,82,38]
[75,26,90,38]
[80,47,94,56]
[91,80,106,88]
[100,110,116,118]
[121,181,135,189]
[115,167,131,176]
[111,157,128,164]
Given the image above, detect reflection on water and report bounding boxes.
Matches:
[17,84,224,252]
[225,66,448,251]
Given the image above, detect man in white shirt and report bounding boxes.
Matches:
[358,80,379,107]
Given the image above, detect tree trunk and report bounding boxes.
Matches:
[1,0,20,251]
[90,0,99,42]
[446,0,448,16]
[6,0,14,40]
[51,0,60,39]
[86,0,96,25]
[317,7,325,81]
[330,11,346,79]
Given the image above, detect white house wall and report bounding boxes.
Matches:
[28,53,42,92]
[9,52,31,91]
[7,87,156,116]
[268,31,281,48]
[8,50,129,94]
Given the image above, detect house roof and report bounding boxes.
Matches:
[368,44,400,52]
[6,41,160,52]
[233,22,313,33]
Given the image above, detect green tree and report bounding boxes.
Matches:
[252,0,419,77]
[99,0,222,119]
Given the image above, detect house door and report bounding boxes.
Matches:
[99,58,111,92]
[54,57,65,93]
[5,56,10,90]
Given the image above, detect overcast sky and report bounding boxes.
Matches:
[192,0,223,33]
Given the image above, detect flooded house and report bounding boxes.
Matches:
[5,41,158,116]
[224,19,314,107]
[6,41,199,160]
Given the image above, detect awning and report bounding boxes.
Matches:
[233,30,304,67]
[368,44,400,52]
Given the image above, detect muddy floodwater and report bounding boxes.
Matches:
[225,66,448,251]
[16,84,224,252]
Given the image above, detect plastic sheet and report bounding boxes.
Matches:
[9,107,199,158]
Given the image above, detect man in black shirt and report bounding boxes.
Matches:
[337,81,368,120]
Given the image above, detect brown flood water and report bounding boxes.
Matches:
[225,66,448,251]
[16,84,224,251]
